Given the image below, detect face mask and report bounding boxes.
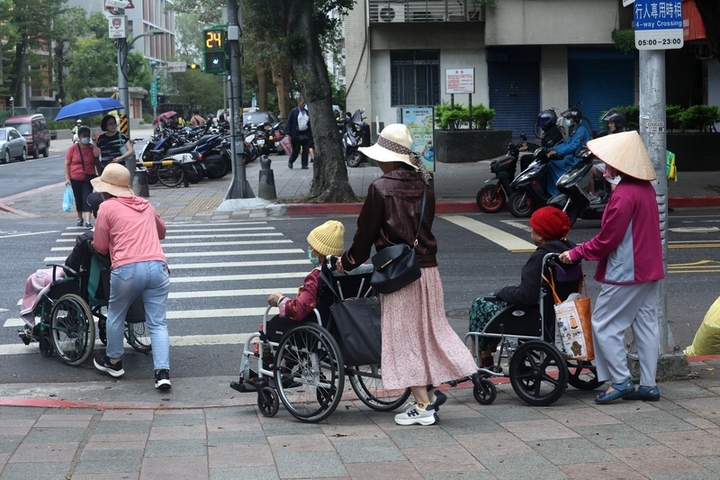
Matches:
[80,137,90,144]
[307,248,320,265]
[565,119,572,128]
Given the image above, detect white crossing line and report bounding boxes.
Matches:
[171,272,308,283]
[440,215,535,252]
[50,239,292,252]
[167,307,267,319]
[169,287,299,299]
[54,233,285,242]
[0,230,60,240]
[501,219,532,233]
[0,333,253,356]
[169,259,309,270]
[44,248,305,262]
[165,221,269,228]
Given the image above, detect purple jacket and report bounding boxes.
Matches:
[568,176,664,284]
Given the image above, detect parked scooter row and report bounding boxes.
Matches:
[338,108,371,167]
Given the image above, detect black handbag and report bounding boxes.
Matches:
[320,271,382,366]
[369,183,427,294]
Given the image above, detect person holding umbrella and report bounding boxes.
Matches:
[92,115,134,172]
[65,126,101,228]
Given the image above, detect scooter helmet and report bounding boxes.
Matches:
[76,120,82,125]
[536,110,557,130]
[563,109,582,121]
[601,110,626,130]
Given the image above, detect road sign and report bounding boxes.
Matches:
[445,68,475,95]
[150,82,157,106]
[633,0,684,50]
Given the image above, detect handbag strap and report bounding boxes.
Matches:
[412,182,428,247]
[543,265,587,306]
[77,143,87,172]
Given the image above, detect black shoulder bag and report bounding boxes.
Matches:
[369,182,427,294]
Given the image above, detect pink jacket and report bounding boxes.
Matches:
[93,196,167,269]
[568,176,664,284]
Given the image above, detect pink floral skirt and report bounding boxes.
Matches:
[379,266,477,390]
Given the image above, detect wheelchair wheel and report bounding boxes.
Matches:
[348,365,411,411]
[50,294,95,366]
[258,386,279,417]
[473,378,497,405]
[125,321,152,353]
[274,324,344,423]
[509,340,567,406]
[566,359,603,391]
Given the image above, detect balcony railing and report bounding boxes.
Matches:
[368,0,485,24]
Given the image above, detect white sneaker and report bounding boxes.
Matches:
[590,195,602,205]
[394,403,439,426]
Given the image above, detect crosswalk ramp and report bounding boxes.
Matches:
[1,216,542,356]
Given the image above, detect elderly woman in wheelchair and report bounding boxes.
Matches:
[466,207,602,406]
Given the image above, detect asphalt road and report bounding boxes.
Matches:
[1,208,719,386]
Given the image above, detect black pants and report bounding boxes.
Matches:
[289,135,311,167]
[70,178,94,213]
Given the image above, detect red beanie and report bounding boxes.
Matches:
[530,207,570,240]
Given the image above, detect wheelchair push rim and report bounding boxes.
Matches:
[347,364,411,411]
[509,340,567,406]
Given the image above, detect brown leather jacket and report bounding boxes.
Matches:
[341,168,438,270]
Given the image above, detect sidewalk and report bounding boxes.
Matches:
[1,356,719,479]
[1,126,719,221]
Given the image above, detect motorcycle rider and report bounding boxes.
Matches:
[72,120,83,143]
[588,110,627,201]
[519,110,564,169]
[546,109,591,196]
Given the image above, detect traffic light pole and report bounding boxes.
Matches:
[225,0,253,199]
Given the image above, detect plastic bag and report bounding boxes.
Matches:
[684,295,720,357]
[666,150,677,182]
[62,185,74,213]
[554,292,595,361]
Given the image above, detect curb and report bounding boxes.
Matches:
[284,201,482,216]
[669,196,720,208]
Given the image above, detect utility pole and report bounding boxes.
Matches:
[226,0,254,199]
[633,0,690,379]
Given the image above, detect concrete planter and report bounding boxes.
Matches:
[667,134,720,171]
[434,130,512,163]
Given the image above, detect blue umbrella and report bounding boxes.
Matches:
[55,97,125,121]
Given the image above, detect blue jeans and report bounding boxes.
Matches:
[106,261,170,370]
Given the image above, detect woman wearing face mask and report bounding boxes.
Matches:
[64,125,101,228]
[546,109,591,196]
[92,115,134,171]
[265,220,344,340]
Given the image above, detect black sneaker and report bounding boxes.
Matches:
[428,388,447,412]
[94,354,125,378]
[155,369,172,390]
[84,222,93,229]
[76,218,83,227]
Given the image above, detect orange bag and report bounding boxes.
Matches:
[547,272,595,361]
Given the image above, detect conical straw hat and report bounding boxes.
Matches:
[586,131,656,181]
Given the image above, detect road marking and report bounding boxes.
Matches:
[0,333,254,356]
[169,259,309,270]
[55,233,285,242]
[669,227,720,233]
[668,243,720,249]
[169,287,299,299]
[441,215,535,252]
[171,272,308,283]
[50,239,292,251]
[166,307,267,319]
[44,248,306,262]
[0,230,60,239]
[502,219,532,233]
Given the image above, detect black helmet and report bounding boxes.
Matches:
[602,110,626,129]
[563,108,582,120]
[536,109,557,129]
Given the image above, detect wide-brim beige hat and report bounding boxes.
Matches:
[91,163,134,197]
[586,130,656,181]
[358,123,418,169]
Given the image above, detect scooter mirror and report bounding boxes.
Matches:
[520,132,527,141]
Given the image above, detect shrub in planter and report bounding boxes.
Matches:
[434,102,496,131]
[666,104,683,131]
[680,105,720,132]
[471,104,495,130]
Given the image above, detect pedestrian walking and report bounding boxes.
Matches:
[285,97,312,169]
[65,126,101,228]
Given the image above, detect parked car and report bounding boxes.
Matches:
[243,110,280,128]
[0,127,28,164]
[3,114,51,158]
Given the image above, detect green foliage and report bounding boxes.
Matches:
[611,29,636,53]
[666,104,683,130]
[680,105,720,132]
[166,69,224,113]
[435,102,495,130]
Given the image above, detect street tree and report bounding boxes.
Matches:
[167,69,224,113]
[50,7,88,106]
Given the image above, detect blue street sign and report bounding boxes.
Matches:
[633,0,684,50]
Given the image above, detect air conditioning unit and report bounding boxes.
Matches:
[372,3,405,23]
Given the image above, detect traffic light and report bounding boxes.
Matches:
[203,28,228,75]
[188,63,200,70]
[155,75,162,90]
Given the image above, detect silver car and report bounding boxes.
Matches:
[0,127,28,164]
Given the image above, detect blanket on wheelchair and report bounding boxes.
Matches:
[20,268,65,327]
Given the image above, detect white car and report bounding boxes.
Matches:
[0,127,28,164]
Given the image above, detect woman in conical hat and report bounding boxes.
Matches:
[559,131,664,404]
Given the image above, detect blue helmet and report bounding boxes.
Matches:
[536,109,557,129]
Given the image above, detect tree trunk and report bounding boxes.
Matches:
[255,57,268,111]
[283,0,357,202]
[54,44,65,105]
[695,0,720,63]
[11,40,28,103]
[270,56,292,119]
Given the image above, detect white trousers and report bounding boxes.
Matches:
[591,281,660,386]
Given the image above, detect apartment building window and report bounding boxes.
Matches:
[390,50,440,107]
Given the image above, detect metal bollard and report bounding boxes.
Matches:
[258,154,277,200]
[133,167,150,198]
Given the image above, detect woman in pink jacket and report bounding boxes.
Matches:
[90,164,171,390]
[559,131,664,404]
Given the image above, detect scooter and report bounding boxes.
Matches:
[191,136,232,179]
[476,133,532,213]
[546,147,608,225]
[343,108,371,167]
[507,147,554,218]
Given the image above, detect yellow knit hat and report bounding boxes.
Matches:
[307,221,344,257]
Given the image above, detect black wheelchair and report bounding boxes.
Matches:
[19,240,151,365]
[233,265,412,423]
[465,253,602,406]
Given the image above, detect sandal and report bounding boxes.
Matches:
[595,377,634,404]
[623,385,660,402]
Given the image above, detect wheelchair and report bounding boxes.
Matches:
[233,265,412,423]
[19,240,152,365]
[464,253,602,406]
